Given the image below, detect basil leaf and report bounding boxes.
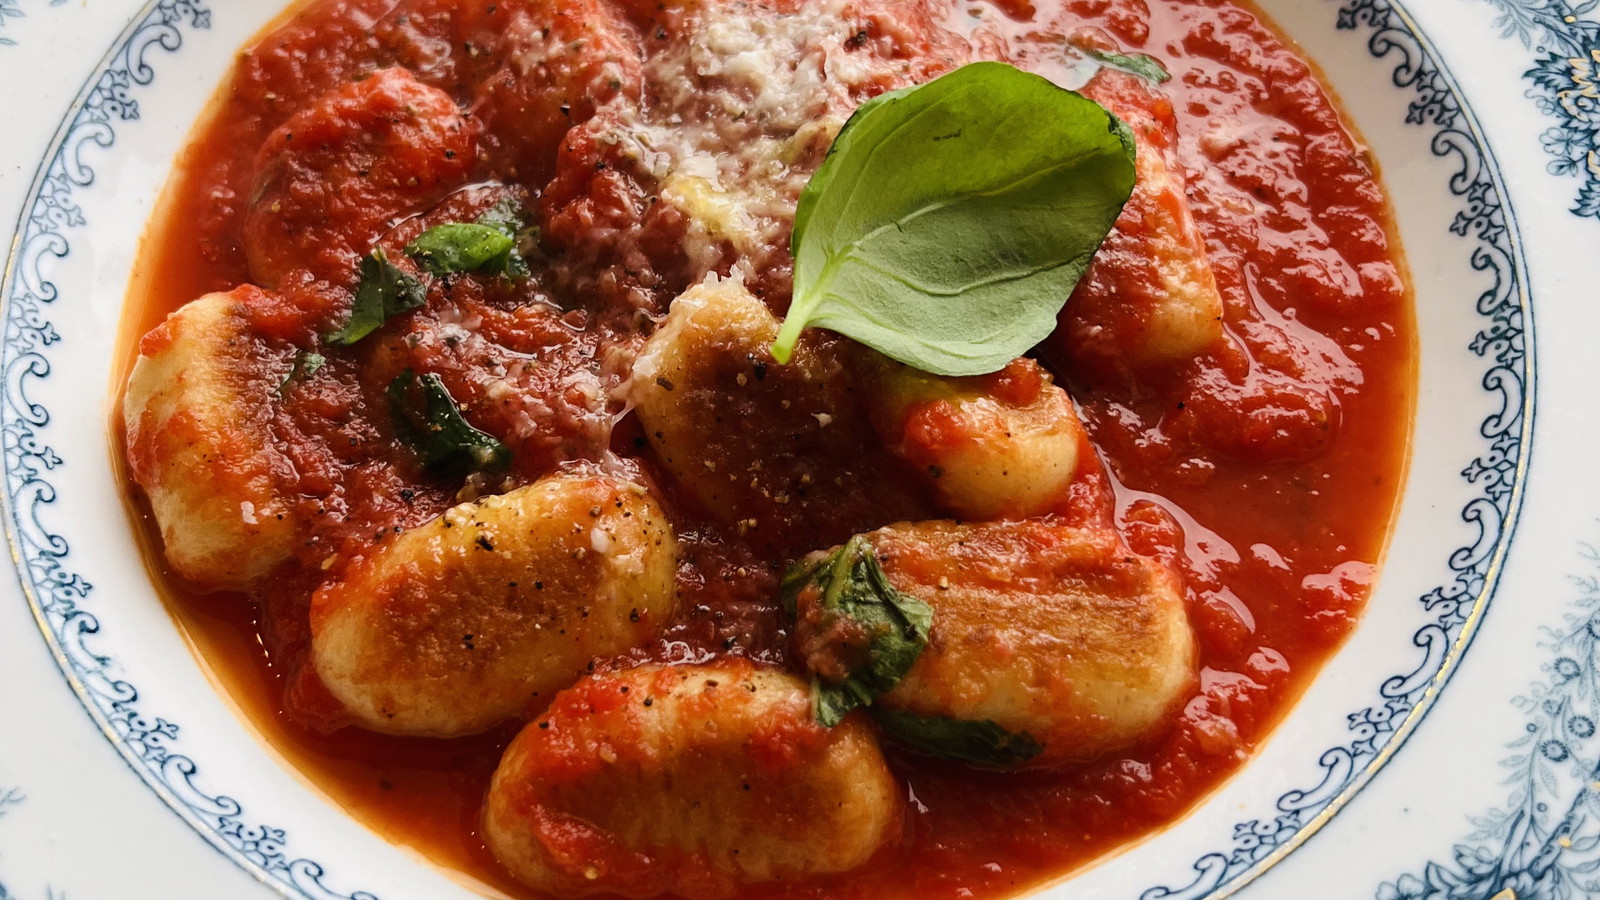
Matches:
[474,196,525,236]
[387,370,512,475]
[477,199,534,278]
[278,351,326,393]
[325,250,426,346]
[874,709,1045,768]
[1078,45,1171,84]
[405,223,516,275]
[774,61,1137,377]
[781,535,934,727]
[405,198,533,277]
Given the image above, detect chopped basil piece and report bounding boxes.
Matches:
[773,61,1136,377]
[404,198,533,278]
[474,196,525,236]
[278,351,326,392]
[324,249,426,347]
[477,198,534,278]
[405,223,516,275]
[874,709,1045,768]
[1078,45,1172,84]
[387,370,512,475]
[781,535,934,727]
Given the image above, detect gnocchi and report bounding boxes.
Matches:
[310,472,677,737]
[242,67,476,287]
[630,275,928,554]
[861,355,1087,520]
[1060,72,1226,373]
[484,662,902,898]
[792,521,1197,767]
[123,288,299,590]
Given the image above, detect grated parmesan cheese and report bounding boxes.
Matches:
[578,0,905,277]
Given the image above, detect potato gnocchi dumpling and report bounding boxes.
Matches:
[123,287,299,590]
[861,355,1087,520]
[484,662,902,899]
[310,472,677,737]
[795,521,1196,767]
[1061,72,1225,373]
[630,275,927,553]
[629,277,774,525]
[471,0,644,184]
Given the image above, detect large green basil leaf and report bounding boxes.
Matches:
[773,61,1136,377]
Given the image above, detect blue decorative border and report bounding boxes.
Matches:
[0,0,68,48]
[1480,0,1600,218]
[1377,536,1600,899]
[0,786,28,899]
[0,2,1534,900]
[0,2,374,899]
[1141,0,1533,896]
[1372,5,1600,898]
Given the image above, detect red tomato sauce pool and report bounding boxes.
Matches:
[116,0,1415,897]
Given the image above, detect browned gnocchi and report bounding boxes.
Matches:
[629,275,928,554]
[123,288,300,590]
[790,521,1196,768]
[484,662,902,898]
[310,472,678,737]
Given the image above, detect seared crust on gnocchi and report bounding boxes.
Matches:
[123,287,299,590]
[838,521,1194,767]
[310,472,677,737]
[484,662,902,899]
[631,276,928,554]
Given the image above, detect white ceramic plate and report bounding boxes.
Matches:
[2,1,1597,897]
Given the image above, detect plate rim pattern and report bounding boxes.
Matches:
[1143,0,1536,895]
[1373,2,1600,897]
[0,3,376,899]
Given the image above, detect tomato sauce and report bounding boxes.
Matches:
[118,0,1415,897]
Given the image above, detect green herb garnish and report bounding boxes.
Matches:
[324,250,426,347]
[405,224,516,275]
[773,61,1137,377]
[278,351,327,393]
[405,198,531,277]
[781,535,934,727]
[874,709,1045,768]
[1078,45,1172,84]
[386,370,512,475]
[473,196,526,238]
